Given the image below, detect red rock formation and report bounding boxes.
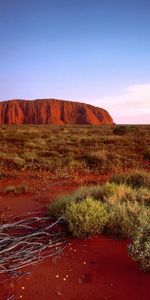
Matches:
[0,99,113,125]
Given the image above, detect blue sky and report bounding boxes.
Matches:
[0,0,150,123]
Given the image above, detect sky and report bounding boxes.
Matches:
[0,0,150,124]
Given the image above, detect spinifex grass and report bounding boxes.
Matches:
[0,124,149,173]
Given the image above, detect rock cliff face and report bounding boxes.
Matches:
[0,99,113,125]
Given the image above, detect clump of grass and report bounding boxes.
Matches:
[33,138,46,147]
[128,223,150,272]
[13,156,25,168]
[4,184,28,194]
[88,150,108,161]
[48,195,72,218]
[24,142,38,149]
[113,125,132,135]
[48,185,106,218]
[143,147,150,161]
[64,197,108,237]
[0,151,7,160]
[109,169,150,189]
[48,182,150,240]
[22,152,38,162]
[48,182,150,218]
[136,187,150,205]
[84,149,135,172]
[37,157,52,169]
[0,172,7,180]
[105,201,149,238]
[27,128,40,135]
[83,150,108,171]
[1,125,150,173]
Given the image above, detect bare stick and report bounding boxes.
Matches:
[0,212,69,276]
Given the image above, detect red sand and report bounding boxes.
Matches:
[0,171,150,300]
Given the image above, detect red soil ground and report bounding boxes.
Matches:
[0,171,150,300]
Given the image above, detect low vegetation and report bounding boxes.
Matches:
[144,147,150,161]
[49,170,150,270]
[0,125,149,173]
[128,223,150,272]
[48,177,150,219]
[4,184,29,194]
[0,125,150,272]
[113,125,132,135]
[0,171,7,180]
[110,169,150,189]
[64,197,108,237]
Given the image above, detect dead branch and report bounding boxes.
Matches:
[0,213,69,275]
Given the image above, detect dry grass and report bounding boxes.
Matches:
[0,125,149,173]
[4,184,29,194]
[48,180,150,239]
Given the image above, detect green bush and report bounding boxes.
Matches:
[128,223,150,271]
[48,196,69,218]
[48,181,150,242]
[48,182,150,219]
[110,170,150,189]
[48,183,117,219]
[64,197,108,237]
[105,201,149,238]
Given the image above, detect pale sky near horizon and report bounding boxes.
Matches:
[0,0,150,124]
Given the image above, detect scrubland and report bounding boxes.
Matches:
[0,124,150,299]
[0,124,149,174]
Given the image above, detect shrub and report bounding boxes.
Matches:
[84,150,119,172]
[88,150,107,162]
[24,142,38,149]
[64,197,108,237]
[107,184,137,204]
[48,182,150,219]
[105,202,133,238]
[0,172,7,180]
[128,223,150,271]
[110,170,150,189]
[22,152,38,162]
[113,125,132,135]
[37,157,52,169]
[4,184,28,194]
[1,125,149,172]
[105,201,149,238]
[0,151,7,160]
[33,138,46,148]
[48,182,150,239]
[136,188,150,205]
[143,147,150,161]
[48,193,77,218]
[13,156,25,168]
[48,183,117,218]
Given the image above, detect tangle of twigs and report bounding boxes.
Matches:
[0,212,69,275]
